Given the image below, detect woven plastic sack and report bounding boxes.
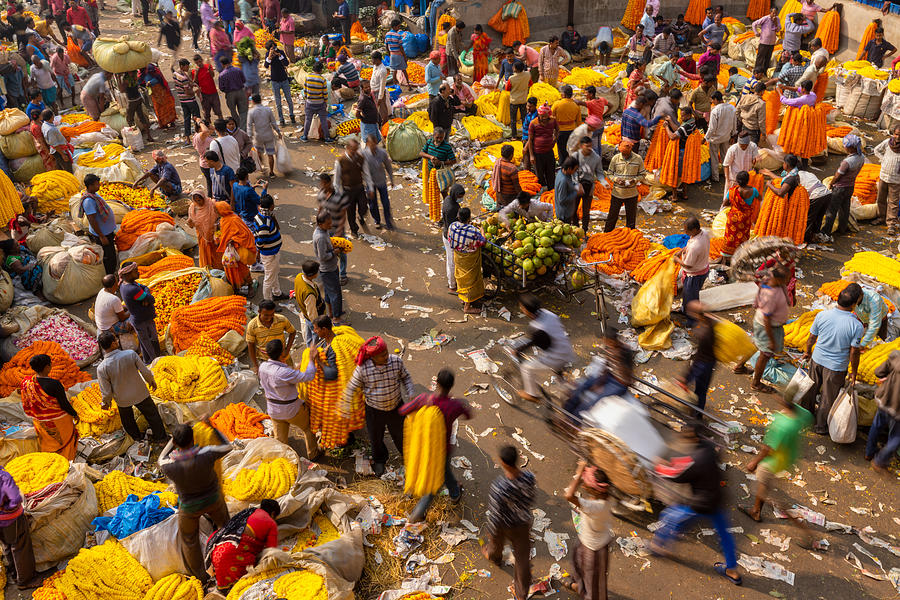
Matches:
[11,154,43,183]
[713,318,756,365]
[25,218,74,254]
[0,108,29,135]
[828,386,857,443]
[38,244,105,304]
[99,107,128,132]
[26,463,98,571]
[120,513,214,580]
[0,270,11,313]
[92,36,153,73]
[386,119,426,162]
[0,131,37,159]
[68,193,132,230]
[275,139,293,176]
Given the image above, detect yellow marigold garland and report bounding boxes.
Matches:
[461,115,503,141]
[783,310,822,349]
[184,333,236,366]
[330,237,353,252]
[225,567,290,600]
[6,452,69,495]
[272,570,328,600]
[71,383,122,437]
[143,573,204,600]
[94,470,178,514]
[842,252,900,290]
[152,355,228,403]
[858,338,900,384]
[33,572,67,600]
[223,458,298,502]
[55,540,153,600]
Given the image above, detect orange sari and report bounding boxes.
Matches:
[189,197,222,268]
[20,375,78,460]
[471,32,491,83]
[215,201,256,288]
[723,185,759,255]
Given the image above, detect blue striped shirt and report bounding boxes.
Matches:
[304,73,327,103]
[253,211,282,255]
[621,107,662,142]
[385,30,402,54]
[337,61,359,86]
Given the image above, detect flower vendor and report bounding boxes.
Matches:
[674,216,711,326]
[187,189,222,268]
[97,331,168,443]
[0,466,46,589]
[205,499,280,593]
[21,354,79,460]
[119,261,162,363]
[215,201,257,294]
[160,423,232,586]
[258,338,320,458]
[605,140,647,232]
[94,274,133,339]
[132,149,183,200]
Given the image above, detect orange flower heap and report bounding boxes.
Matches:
[184,333,235,366]
[753,180,810,244]
[0,340,90,396]
[138,254,194,278]
[209,402,268,440]
[115,210,175,251]
[621,0,647,32]
[815,10,840,54]
[853,164,880,205]
[778,104,826,158]
[580,228,651,275]
[169,295,247,352]
[681,132,703,184]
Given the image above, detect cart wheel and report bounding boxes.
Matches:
[493,361,523,406]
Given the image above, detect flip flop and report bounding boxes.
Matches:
[750,383,777,394]
[738,504,762,523]
[714,563,742,586]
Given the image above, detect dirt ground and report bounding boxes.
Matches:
[11,6,900,600]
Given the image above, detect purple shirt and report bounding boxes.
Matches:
[0,468,23,523]
[218,65,246,93]
[400,393,471,450]
[258,359,317,420]
[780,91,816,107]
[752,15,780,45]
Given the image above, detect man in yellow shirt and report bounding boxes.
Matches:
[551,85,582,165]
[246,299,296,372]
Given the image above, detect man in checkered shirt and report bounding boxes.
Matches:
[342,336,414,476]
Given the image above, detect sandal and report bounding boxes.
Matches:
[714,562,742,586]
[750,383,777,394]
[738,504,762,522]
[732,364,752,375]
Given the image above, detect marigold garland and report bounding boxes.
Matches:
[753,181,810,244]
[685,0,710,25]
[272,570,328,600]
[143,573,204,600]
[71,383,121,437]
[138,255,194,278]
[842,252,900,290]
[76,143,130,168]
[33,572,67,600]
[815,10,840,54]
[94,471,178,514]
[779,0,802,25]
[99,182,167,210]
[184,333,235,366]
[816,279,852,299]
[291,514,340,552]
[778,104,827,158]
[644,125,667,171]
[150,272,204,336]
[56,539,153,600]
[631,247,680,288]
[209,402,269,440]
[59,120,107,140]
[659,136,681,188]
[6,452,69,495]
[746,0,769,21]
[115,210,175,251]
[225,568,290,600]
[0,340,90,396]
[853,164,880,205]
[856,20,878,60]
[152,355,228,403]
[764,90,781,135]
[580,228,651,275]
[858,337,900,384]
[621,0,647,29]
[169,295,247,353]
[681,132,704,184]
[783,309,822,349]
[223,457,298,502]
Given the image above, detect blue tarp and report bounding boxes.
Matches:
[401,31,419,58]
[662,234,689,249]
[92,493,175,539]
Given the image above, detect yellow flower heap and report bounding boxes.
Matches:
[843,252,900,290]
[55,539,153,600]
[76,143,130,168]
[6,452,68,495]
[150,272,204,336]
[292,514,340,552]
[783,310,822,350]
[99,182,167,210]
[406,110,435,134]
[858,337,900,384]
[223,457,297,502]
[30,171,81,211]
[153,355,228,403]
[184,333,235,367]
[225,567,290,600]
[529,82,562,106]
[94,471,178,514]
[143,573,204,600]
[461,116,503,142]
[272,570,328,600]
[71,383,121,437]
[60,113,92,125]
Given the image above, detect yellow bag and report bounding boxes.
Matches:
[713,318,756,364]
[0,108,29,135]
[712,207,730,238]
[632,258,676,327]
[638,319,674,350]
[0,131,37,159]
[92,36,153,73]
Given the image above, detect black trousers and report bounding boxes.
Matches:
[510,103,527,137]
[557,131,572,165]
[343,185,368,235]
[822,186,853,235]
[188,13,202,48]
[534,151,556,189]
[604,194,637,231]
[576,178,594,231]
[365,404,403,466]
[0,513,34,585]
[180,100,200,139]
[117,396,167,442]
[754,43,775,72]
[805,192,831,242]
[91,232,118,275]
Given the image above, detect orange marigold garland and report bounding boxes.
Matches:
[209,402,268,440]
[0,340,90,396]
[856,20,878,60]
[685,0,710,25]
[853,164,880,205]
[631,247,680,291]
[681,132,704,184]
[747,0,770,21]
[621,0,647,30]
[659,137,681,188]
[115,210,175,251]
[644,125,667,171]
[778,105,826,158]
[753,180,809,244]
[764,90,781,135]
[580,228,651,275]
[815,10,840,54]
[138,254,194,278]
[169,296,247,353]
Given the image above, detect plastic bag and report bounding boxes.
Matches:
[121,126,144,151]
[638,319,674,350]
[386,120,427,162]
[275,139,293,176]
[699,281,759,312]
[784,367,815,404]
[121,513,214,580]
[0,108,29,135]
[92,493,175,539]
[25,463,98,571]
[632,259,676,327]
[713,318,756,364]
[828,386,857,443]
[12,154,43,183]
[712,207,730,238]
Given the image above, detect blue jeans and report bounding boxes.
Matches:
[866,409,900,467]
[653,505,737,569]
[409,456,460,522]
[360,121,381,143]
[320,269,343,319]
[682,272,708,326]
[685,359,715,410]
[302,317,319,347]
[56,73,75,93]
[329,230,347,278]
[271,79,294,122]
[368,184,394,228]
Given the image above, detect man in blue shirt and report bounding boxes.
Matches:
[425,50,443,98]
[799,283,864,435]
[79,174,118,275]
[205,150,236,204]
[554,157,581,222]
[621,95,664,144]
[232,167,267,227]
[133,150,182,200]
[24,90,44,120]
[118,261,161,363]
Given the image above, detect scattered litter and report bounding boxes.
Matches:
[467,349,498,374]
[616,536,650,558]
[816,445,826,455]
[380,290,394,308]
[760,529,791,552]
[512,431,545,461]
[532,509,551,533]
[738,554,795,585]
[544,530,569,560]
[391,523,427,558]
[439,523,476,547]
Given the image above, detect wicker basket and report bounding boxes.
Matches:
[730,236,799,281]
[579,428,653,499]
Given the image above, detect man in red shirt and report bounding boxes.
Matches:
[66,0,93,31]
[191,53,223,122]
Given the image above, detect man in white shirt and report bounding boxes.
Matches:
[799,169,832,243]
[94,274,132,336]
[640,5,656,39]
[722,132,760,195]
[563,460,614,600]
[514,294,577,402]
[706,90,736,184]
[498,191,553,226]
[211,118,241,171]
[370,50,390,122]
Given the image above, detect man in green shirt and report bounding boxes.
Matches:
[743,395,812,524]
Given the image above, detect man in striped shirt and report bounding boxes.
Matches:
[302,61,331,142]
[252,194,286,301]
[172,58,201,143]
[333,53,360,93]
[385,19,408,88]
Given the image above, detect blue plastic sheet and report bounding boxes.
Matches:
[401,31,419,58]
[662,234,689,249]
[92,493,175,539]
[748,351,797,386]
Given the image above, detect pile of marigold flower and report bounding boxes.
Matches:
[169,295,247,352]
[210,402,269,440]
[55,539,153,600]
[0,340,90,396]
[272,570,328,600]
[223,457,297,502]
[6,452,69,494]
[94,470,178,514]
[100,182,167,210]
[580,228,651,275]
[144,573,204,600]
[184,333,235,366]
[842,252,900,290]
[226,567,291,600]
[139,254,195,279]
[292,514,340,552]
[75,143,130,168]
[151,272,204,335]
[116,210,175,251]
[70,383,121,437]
[152,355,228,403]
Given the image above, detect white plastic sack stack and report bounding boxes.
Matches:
[25,217,75,253]
[835,69,886,120]
[73,143,144,183]
[37,243,106,304]
[699,281,759,311]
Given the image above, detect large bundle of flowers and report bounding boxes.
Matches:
[0,340,90,396]
[143,574,204,600]
[30,171,81,206]
[70,383,121,437]
[169,295,247,352]
[99,182,167,209]
[223,458,297,502]
[631,247,679,288]
[184,333,235,366]
[152,355,228,403]
[150,272,204,336]
[815,10,840,54]
[272,571,328,600]
[6,452,69,495]
[842,252,900,290]
[14,312,98,361]
[778,104,827,158]
[116,210,175,251]
[529,82,561,107]
[853,164,880,205]
[747,0,769,20]
[54,540,153,600]
[59,120,107,140]
[783,309,822,349]
[138,255,194,278]
[685,0,710,25]
[858,338,900,384]
[210,402,268,440]
[753,181,810,244]
[580,228,651,275]
[462,115,504,141]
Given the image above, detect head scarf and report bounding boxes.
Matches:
[537,103,551,116]
[581,466,609,493]
[618,140,634,152]
[843,133,862,153]
[586,115,602,129]
[215,201,233,217]
[355,336,387,365]
[118,261,138,277]
[190,188,206,199]
[188,190,217,238]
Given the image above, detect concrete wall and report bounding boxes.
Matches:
[444,0,900,60]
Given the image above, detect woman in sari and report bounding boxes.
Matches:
[447,207,485,314]
[140,63,177,129]
[719,170,759,262]
[29,109,55,171]
[1,239,41,293]
[206,499,280,593]
[470,24,491,83]
[20,353,79,459]
[187,189,221,268]
[215,201,256,294]
[624,61,647,107]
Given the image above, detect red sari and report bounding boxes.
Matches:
[30,120,55,171]
[20,375,78,460]
[209,508,278,590]
[722,185,759,255]
[471,32,491,83]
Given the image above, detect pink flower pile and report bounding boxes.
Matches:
[15,313,99,361]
